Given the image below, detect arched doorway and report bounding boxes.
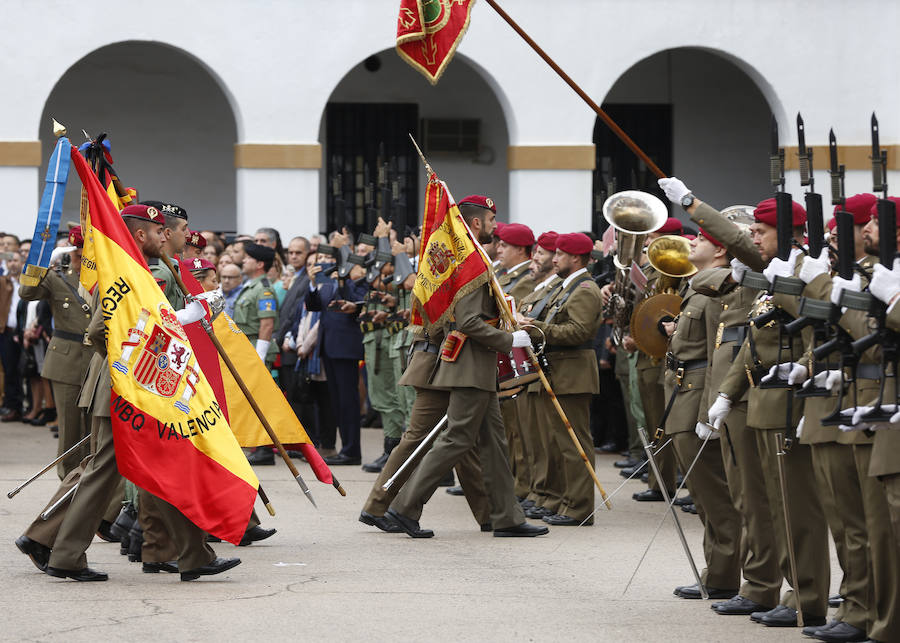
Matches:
[592,48,774,233]
[40,41,238,232]
[319,48,509,236]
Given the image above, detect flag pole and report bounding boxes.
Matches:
[483,0,666,180]
[159,253,346,508]
[409,136,611,510]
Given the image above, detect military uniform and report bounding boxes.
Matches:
[361,285,405,443]
[718,253,830,620]
[497,260,536,497]
[233,274,279,364]
[690,201,782,608]
[388,287,416,420]
[663,272,742,591]
[517,275,563,512]
[529,268,603,523]
[19,266,94,478]
[362,327,491,527]
[390,285,526,531]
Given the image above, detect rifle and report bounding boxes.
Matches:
[844,114,899,423]
[331,155,347,233]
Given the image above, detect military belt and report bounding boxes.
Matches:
[411,340,440,355]
[665,354,708,372]
[719,327,745,345]
[53,329,90,344]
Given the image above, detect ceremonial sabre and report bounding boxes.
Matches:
[7,435,91,499]
[635,426,706,597]
[41,483,78,520]
[382,414,448,491]
[775,432,804,627]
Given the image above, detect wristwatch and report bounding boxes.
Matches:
[680,193,695,210]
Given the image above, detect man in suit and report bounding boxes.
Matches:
[275,236,310,421]
[0,249,24,421]
[306,256,368,465]
[386,195,548,539]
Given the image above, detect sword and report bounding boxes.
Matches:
[775,432,804,627]
[382,414,448,491]
[41,483,78,520]
[629,426,707,598]
[7,434,91,499]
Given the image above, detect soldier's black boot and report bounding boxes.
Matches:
[127,523,143,562]
[362,437,400,473]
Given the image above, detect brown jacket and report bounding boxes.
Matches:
[429,285,512,391]
[77,291,111,417]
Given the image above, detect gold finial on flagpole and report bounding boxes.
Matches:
[408,132,434,176]
[51,118,67,138]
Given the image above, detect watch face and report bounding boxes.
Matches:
[681,194,694,207]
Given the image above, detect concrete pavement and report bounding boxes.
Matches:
[1,421,837,642]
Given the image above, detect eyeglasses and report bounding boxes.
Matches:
[221,275,241,280]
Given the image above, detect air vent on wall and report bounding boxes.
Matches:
[421,118,480,154]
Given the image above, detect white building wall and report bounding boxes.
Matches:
[2,0,899,239]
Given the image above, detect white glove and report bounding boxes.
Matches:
[511,330,532,348]
[803,369,843,394]
[695,422,720,440]
[174,300,206,326]
[283,331,297,351]
[838,407,859,432]
[707,395,732,430]
[730,258,748,283]
[657,177,691,204]
[798,253,830,284]
[50,246,77,263]
[868,258,900,306]
[194,290,226,321]
[796,416,805,438]
[255,339,271,362]
[762,248,801,284]
[830,273,861,306]
[761,362,807,385]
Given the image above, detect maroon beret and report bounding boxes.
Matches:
[753,198,806,227]
[836,193,877,225]
[555,232,593,256]
[827,217,837,232]
[187,229,207,249]
[458,194,496,213]
[537,231,558,251]
[121,204,164,223]
[493,221,506,236]
[68,225,84,248]
[697,227,722,248]
[187,257,216,272]
[497,223,535,247]
[867,196,900,225]
[658,218,684,235]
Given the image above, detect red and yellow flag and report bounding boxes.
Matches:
[178,263,334,486]
[70,149,258,545]
[412,175,490,329]
[396,0,475,84]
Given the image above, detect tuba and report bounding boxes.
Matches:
[630,235,697,358]
[601,190,668,343]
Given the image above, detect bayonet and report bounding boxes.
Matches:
[770,115,785,191]
[797,113,811,188]
[798,113,824,258]
[872,112,887,194]
[829,129,845,207]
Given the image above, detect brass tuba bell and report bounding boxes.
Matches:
[646,235,697,294]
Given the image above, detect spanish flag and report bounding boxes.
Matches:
[70,148,258,545]
[178,262,334,486]
[412,174,489,329]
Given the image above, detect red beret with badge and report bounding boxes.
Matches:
[555,232,593,256]
[835,193,877,225]
[68,225,84,248]
[188,257,216,272]
[497,223,535,247]
[658,217,684,235]
[537,231,558,251]
[458,194,496,213]
[121,204,163,223]
[867,196,900,225]
[753,198,807,227]
[187,230,207,249]
[698,227,723,248]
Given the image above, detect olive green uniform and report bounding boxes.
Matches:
[362,327,491,527]
[362,286,405,440]
[232,274,279,365]
[19,267,94,478]
[719,253,830,619]
[690,202,782,607]
[529,269,603,522]
[387,287,416,420]
[497,261,536,498]
[663,273,742,590]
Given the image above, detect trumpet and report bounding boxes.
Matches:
[630,234,697,358]
[601,190,668,343]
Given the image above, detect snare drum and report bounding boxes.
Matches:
[497,347,540,398]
